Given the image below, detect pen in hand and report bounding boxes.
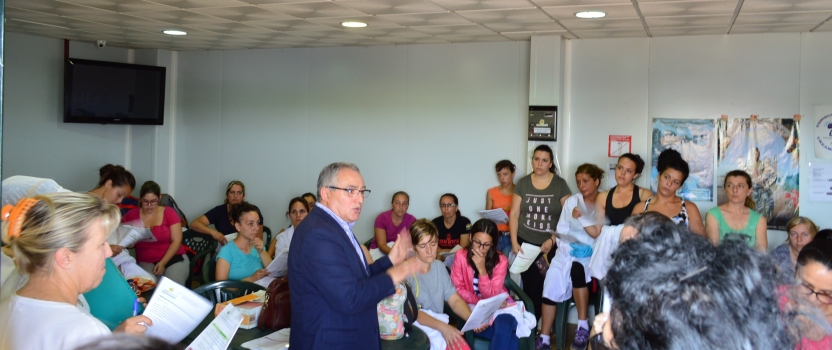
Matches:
[133,298,140,317]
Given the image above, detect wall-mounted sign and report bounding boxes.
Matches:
[528,106,557,141]
[608,135,632,157]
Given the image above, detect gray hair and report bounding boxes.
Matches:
[316,162,361,198]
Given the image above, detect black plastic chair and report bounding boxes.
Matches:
[263,226,273,249]
[203,256,217,284]
[182,229,218,288]
[192,280,266,304]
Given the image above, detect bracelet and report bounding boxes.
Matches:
[549,236,555,246]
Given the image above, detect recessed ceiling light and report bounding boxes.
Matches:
[341,22,368,28]
[575,11,606,19]
[163,30,187,35]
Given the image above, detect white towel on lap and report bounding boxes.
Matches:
[588,225,623,280]
[413,309,451,350]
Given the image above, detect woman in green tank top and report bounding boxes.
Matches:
[705,170,768,252]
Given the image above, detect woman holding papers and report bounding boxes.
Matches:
[267,197,310,258]
[509,145,572,324]
[369,191,416,259]
[121,181,188,286]
[215,202,272,283]
[87,164,136,256]
[0,192,152,350]
[632,149,705,236]
[537,164,604,350]
[451,219,521,350]
[595,154,652,226]
[486,160,516,257]
[406,219,500,350]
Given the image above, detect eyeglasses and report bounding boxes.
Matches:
[472,240,492,250]
[141,199,158,205]
[326,186,371,198]
[440,203,457,208]
[797,282,832,304]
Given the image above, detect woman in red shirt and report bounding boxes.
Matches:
[121,181,187,285]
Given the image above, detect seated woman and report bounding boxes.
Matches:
[794,230,832,348]
[87,164,136,255]
[301,192,317,210]
[267,197,310,258]
[705,170,767,251]
[771,216,819,284]
[594,220,804,350]
[369,191,416,260]
[120,181,189,286]
[407,219,511,350]
[538,163,604,350]
[451,219,520,350]
[486,160,516,257]
[432,193,471,267]
[632,149,704,236]
[595,153,652,226]
[215,202,271,283]
[0,192,151,350]
[190,180,264,245]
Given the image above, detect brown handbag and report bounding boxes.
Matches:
[258,276,291,330]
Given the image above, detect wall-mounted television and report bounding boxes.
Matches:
[64,58,165,125]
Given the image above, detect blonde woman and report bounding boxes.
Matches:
[191,180,264,245]
[771,216,819,284]
[0,192,151,350]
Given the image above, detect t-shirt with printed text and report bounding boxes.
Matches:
[514,173,572,245]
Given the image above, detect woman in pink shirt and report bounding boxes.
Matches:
[369,191,416,256]
[121,181,188,285]
[451,219,519,350]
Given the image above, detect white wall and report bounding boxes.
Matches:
[563,32,832,247]
[174,42,531,241]
[2,33,131,192]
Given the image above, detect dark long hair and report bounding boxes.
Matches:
[533,145,557,173]
[96,164,135,190]
[467,219,500,278]
[440,193,461,218]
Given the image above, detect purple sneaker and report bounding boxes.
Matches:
[571,327,590,350]
[535,337,551,350]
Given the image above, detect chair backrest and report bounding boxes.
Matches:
[160,193,188,229]
[182,230,218,287]
[263,226,272,248]
[192,280,266,304]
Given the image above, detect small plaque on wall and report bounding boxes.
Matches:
[528,106,557,141]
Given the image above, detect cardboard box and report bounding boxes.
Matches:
[236,301,264,329]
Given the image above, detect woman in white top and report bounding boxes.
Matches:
[267,197,311,258]
[0,192,151,350]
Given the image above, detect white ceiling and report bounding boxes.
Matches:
[5,0,832,50]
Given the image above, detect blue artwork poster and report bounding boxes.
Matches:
[650,119,716,201]
[717,118,799,230]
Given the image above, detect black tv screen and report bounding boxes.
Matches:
[64,58,165,125]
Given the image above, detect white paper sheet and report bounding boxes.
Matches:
[509,243,541,274]
[187,304,244,350]
[143,277,213,343]
[115,225,157,247]
[460,293,509,332]
[479,209,509,224]
[241,328,291,350]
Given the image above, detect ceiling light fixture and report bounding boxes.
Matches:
[163,30,187,35]
[575,11,606,19]
[341,22,368,28]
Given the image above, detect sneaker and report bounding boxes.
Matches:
[570,327,590,350]
[535,337,551,350]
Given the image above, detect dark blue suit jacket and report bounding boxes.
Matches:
[288,206,396,350]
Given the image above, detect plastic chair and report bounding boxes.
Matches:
[263,226,273,249]
[192,280,267,304]
[182,229,218,288]
[203,257,217,284]
[447,278,535,350]
[553,281,603,350]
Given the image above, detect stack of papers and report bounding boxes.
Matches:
[242,328,291,350]
[509,243,541,274]
[143,277,213,344]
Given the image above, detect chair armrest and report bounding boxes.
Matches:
[505,278,535,316]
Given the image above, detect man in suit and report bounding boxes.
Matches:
[289,162,419,350]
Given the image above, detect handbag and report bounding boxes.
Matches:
[258,276,291,330]
[377,282,419,340]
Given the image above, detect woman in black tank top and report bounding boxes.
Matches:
[597,154,653,226]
